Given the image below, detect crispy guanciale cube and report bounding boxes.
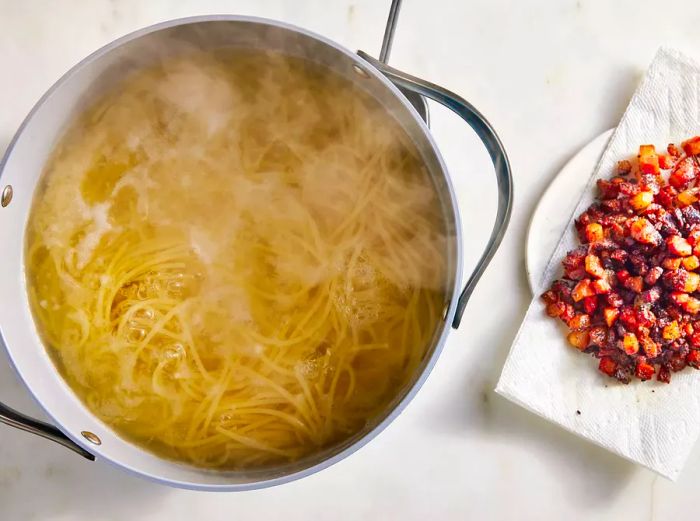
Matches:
[658,365,672,383]
[684,297,700,314]
[568,313,591,331]
[682,136,700,156]
[560,303,575,322]
[545,302,564,317]
[603,307,619,327]
[657,186,679,208]
[638,144,660,174]
[635,361,655,381]
[662,257,683,270]
[582,296,598,314]
[687,349,700,369]
[567,330,589,350]
[629,191,654,211]
[688,226,700,245]
[670,291,690,307]
[571,279,595,302]
[606,292,624,308]
[598,357,618,377]
[691,332,700,348]
[670,355,687,372]
[641,336,660,358]
[659,154,674,170]
[584,254,605,278]
[644,266,664,285]
[619,307,637,329]
[678,188,700,207]
[562,248,586,280]
[542,290,557,304]
[617,160,632,175]
[588,326,607,346]
[597,179,620,199]
[668,291,700,314]
[584,222,604,243]
[635,306,656,328]
[682,255,700,271]
[618,269,641,292]
[624,275,643,293]
[544,137,700,383]
[592,278,611,294]
[669,158,698,189]
[638,287,661,305]
[630,217,662,246]
[621,332,639,355]
[662,321,682,341]
[667,235,692,257]
[663,269,700,293]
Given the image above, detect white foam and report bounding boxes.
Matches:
[74,202,115,269]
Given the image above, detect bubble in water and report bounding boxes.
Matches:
[135,308,155,320]
[218,411,234,423]
[127,326,146,343]
[165,343,186,360]
[136,284,149,300]
[167,280,185,295]
[297,360,317,378]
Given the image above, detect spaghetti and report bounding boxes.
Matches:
[25,50,449,469]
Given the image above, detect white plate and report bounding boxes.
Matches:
[525,129,614,295]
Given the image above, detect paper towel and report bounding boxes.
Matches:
[496,47,700,480]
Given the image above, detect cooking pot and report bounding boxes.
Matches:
[0,11,512,490]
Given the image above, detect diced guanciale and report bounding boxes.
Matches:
[682,255,700,271]
[592,278,611,294]
[667,235,692,256]
[598,357,618,377]
[663,321,681,341]
[630,217,661,246]
[603,307,619,327]
[659,154,674,170]
[567,331,589,350]
[621,333,639,355]
[584,254,605,278]
[669,158,698,189]
[584,223,604,243]
[635,361,655,381]
[682,136,700,156]
[678,188,700,207]
[688,350,700,368]
[571,279,595,302]
[542,137,700,384]
[638,145,660,174]
[630,191,654,210]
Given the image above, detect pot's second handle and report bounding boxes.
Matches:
[357,52,513,329]
[0,401,94,460]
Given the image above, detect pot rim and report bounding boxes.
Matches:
[0,13,463,491]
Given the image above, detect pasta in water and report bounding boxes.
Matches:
[26,50,448,469]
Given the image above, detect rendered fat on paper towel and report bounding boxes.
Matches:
[497,48,700,480]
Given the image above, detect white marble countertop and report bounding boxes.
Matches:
[2,0,700,519]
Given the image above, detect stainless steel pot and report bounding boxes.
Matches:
[0,8,512,490]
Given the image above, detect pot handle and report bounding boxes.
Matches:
[357,52,513,329]
[0,401,95,460]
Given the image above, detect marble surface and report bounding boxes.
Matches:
[2,0,700,519]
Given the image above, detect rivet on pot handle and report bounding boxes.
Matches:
[357,52,514,329]
[0,402,95,460]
